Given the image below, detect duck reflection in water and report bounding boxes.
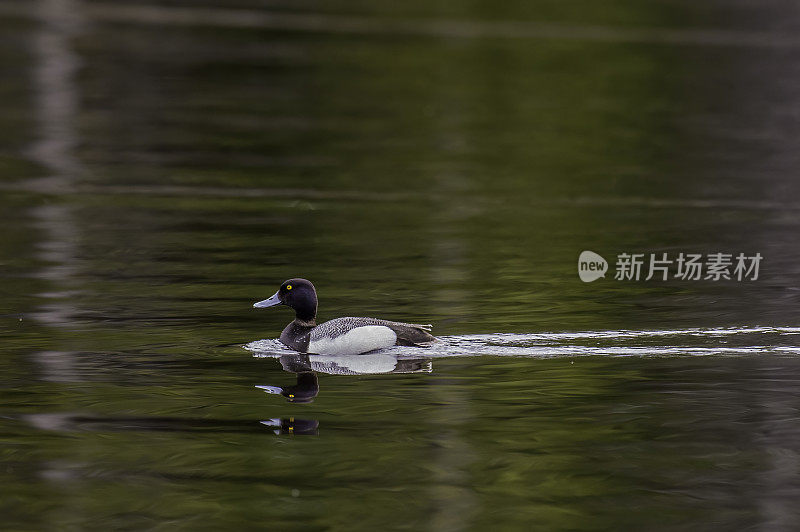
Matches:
[260,416,320,436]
[255,352,432,434]
[257,371,319,404]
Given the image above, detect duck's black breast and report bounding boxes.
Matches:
[279,321,313,352]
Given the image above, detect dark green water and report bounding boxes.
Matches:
[2,1,800,530]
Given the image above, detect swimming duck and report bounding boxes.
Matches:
[253,278,435,356]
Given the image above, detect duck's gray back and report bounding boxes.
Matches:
[311,317,435,346]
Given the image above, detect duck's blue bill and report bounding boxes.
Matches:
[253,291,281,308]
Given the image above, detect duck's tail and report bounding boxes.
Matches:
[382,321,435,347]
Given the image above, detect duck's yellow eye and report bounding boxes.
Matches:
[286,284,292,290]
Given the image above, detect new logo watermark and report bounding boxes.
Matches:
[578,250,608,282]
[578,251,762,282]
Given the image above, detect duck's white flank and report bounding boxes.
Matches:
[307,325,397,356]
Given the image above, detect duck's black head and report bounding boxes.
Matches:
[253,278,318,323]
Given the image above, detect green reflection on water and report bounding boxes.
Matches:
[2,0,800,530]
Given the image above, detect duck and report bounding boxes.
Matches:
[253,278,435,356]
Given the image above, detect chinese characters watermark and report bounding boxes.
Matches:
[579,251,762,283]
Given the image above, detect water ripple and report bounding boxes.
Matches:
[246,326,800,359]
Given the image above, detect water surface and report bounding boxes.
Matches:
[2,0,800,530]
